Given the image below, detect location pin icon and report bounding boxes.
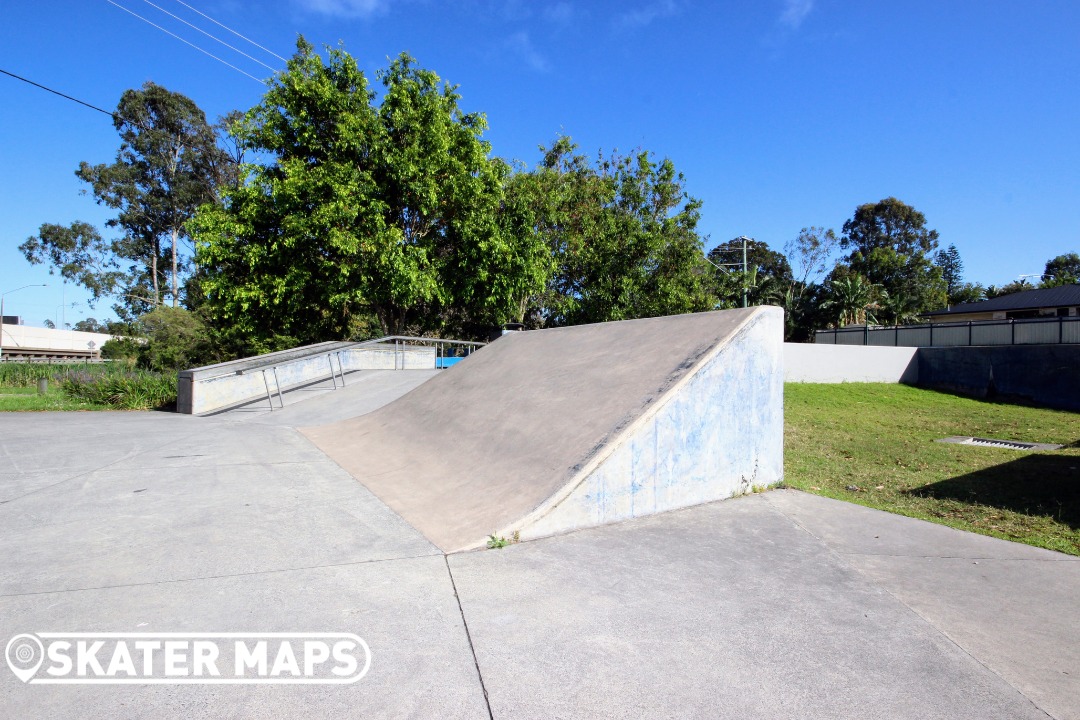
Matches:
[5,634,44,683]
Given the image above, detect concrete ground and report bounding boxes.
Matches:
[1,407,1076,718]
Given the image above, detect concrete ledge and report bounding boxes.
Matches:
[178,343,436,415]
[784,343,919,383]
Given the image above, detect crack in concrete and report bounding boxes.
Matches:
[443,555,495,720]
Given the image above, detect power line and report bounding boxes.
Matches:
[139,0,279,72]
[105,0,267,85]
[0,68,118,121]
[170,0,289,63]
[0,67,228,152]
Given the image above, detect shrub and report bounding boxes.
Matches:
[0,362,106,388]
[60,367,176,410]
[137,306,210,371]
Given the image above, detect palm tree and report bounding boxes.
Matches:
[821,275,883,327]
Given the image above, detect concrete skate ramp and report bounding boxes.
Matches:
[301,307,783,552]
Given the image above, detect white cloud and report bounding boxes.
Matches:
[617,0,677,30]
[505,31,549,72]
[779,0,813,30]
[294,0,388,19]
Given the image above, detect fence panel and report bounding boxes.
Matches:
[896,326,931,347]
[835,330,865,345]
[970,323,1012,345]
[866,328,897,346]
[1014,319,1062,345]
[815,317,1080,347]
[932,324,970,346]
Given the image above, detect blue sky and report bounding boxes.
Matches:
[2,0,1078,327]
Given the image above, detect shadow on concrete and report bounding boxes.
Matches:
[908,453,1080,529]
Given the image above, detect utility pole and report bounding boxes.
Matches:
[735,236,752,308]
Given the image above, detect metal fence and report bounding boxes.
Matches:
[815,316,1080,347]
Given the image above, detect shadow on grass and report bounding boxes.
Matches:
[908,454,1080,529]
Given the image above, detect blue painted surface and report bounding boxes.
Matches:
[521,309,784,539]
[436,357,465,368]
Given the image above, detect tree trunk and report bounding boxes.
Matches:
[151,249,160,306]
[170,226,179,307]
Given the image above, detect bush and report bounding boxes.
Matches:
[100,336,141,362]
[137,306,210,371]
[0,362,106,388]
[60,367,176,410]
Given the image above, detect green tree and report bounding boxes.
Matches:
[839,197,946,318]
[20,221,130,308]
[986,279,1033,299]
[502,137,714,326]
[948,282,986,306]
[193,40,545,346]
[20,84,233,319]
[137,306,210,371]
[933,243,964,301]
[782,226,839,341]
[707,237,791,308]
[73,318,108,333]
[1042,253,1080,286]
[821,275,884,327]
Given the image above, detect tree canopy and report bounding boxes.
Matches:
[1043,253,1080,286]
[503,137,714,327]
[193,40,548,348]
[20,83,233,319]
[838,197,945,322]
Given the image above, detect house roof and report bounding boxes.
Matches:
[925,283,1080,316]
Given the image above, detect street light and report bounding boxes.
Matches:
[0,284,48,362]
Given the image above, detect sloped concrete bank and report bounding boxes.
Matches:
[303,307,784,552]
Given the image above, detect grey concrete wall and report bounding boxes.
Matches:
[784,343,919,383]
[178,343,436,415]
[917,345,1080,412]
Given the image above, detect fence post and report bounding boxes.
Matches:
[1011,319,1015,345]
[929,323,934,347]
[1060,316,1064,344]
[968,321,972,346]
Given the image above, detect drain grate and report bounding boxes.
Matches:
[937,436,1062,451]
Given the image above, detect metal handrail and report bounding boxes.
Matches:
[225,336,486,411]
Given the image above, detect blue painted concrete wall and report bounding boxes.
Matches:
[519,307,784,540]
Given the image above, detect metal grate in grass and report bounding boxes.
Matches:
[936,436,1063,451]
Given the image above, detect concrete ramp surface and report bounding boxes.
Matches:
[301,307,783,552]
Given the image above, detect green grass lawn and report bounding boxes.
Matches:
[785,383,1080,556]
[0,385,107,411]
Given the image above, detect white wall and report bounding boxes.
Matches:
[0,324,113,352]
[784,343,918,383]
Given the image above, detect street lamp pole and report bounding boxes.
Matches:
[0,284,48,362]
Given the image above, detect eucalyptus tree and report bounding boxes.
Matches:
[21,83,233,319]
